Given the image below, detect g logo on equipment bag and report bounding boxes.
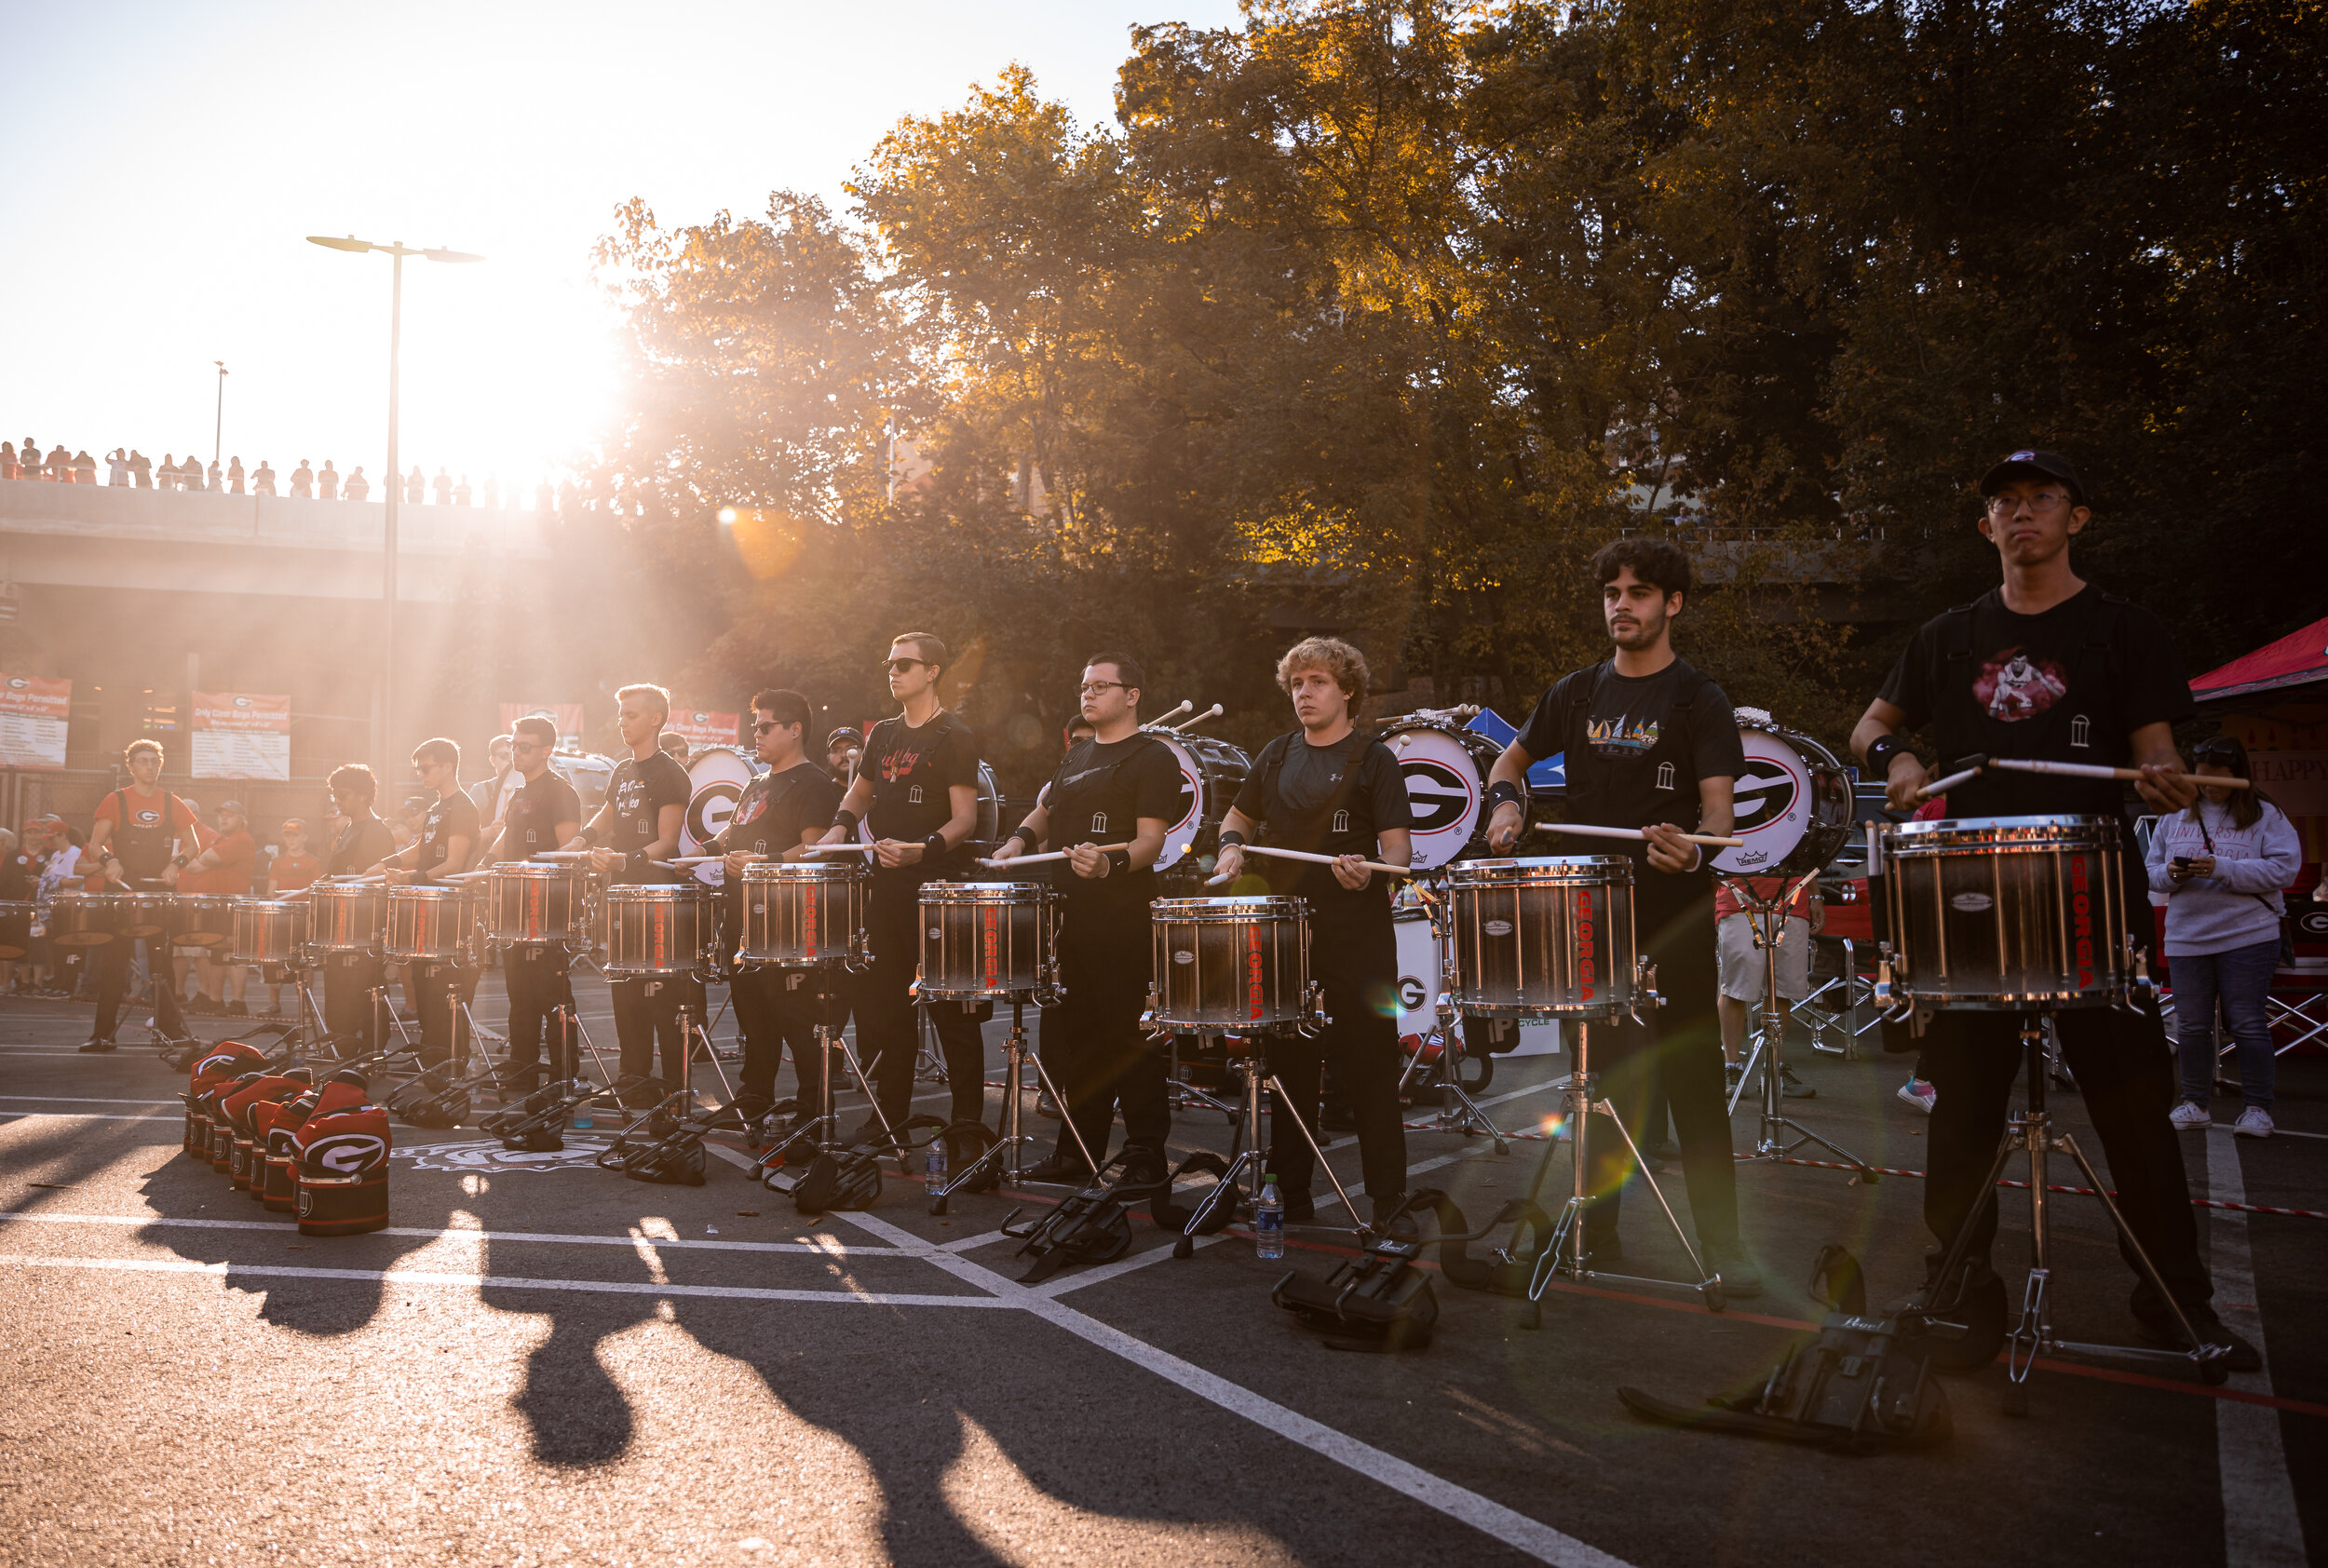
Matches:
[305,1132,387,1175]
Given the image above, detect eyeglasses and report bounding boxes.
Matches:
[1078,681,1127,696]
[511,740,546,753]
[1986,490,2075,515]
[886,657,927,674]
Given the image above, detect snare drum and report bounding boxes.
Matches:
[602,884,711,978]
[736,861,866,966]
[0,899,34,959]
[169,893,237,949]
[307,880,388,953]
[116,892,175,939]
[229,899,310,966]
[484,863,587,946]
[386,885,469,962]
[1877,814,2131,1009]
[1445,857,1639,1020]
[1711,709,1856,878]
[918,881,1055,999]
[48,892,119,948]
[1147,896,1315,1031]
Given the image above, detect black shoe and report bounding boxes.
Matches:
[2132,1301,2262,1373]
[1703,1239,1765,1299]
[1642,1138,1680,1163]
[1118,1146,1168,1188]
[1035,1089,1062,1120]
[1780,1065,1816,1100]
[845,1116,895,1150]
[1369,1193,1418,1239]
[1280,1187,1316,1224]
[1022,1152,1091,1185]
[77,1037,118,1053]
[1903,1257,2006,1373]
[224,1001,249,1018]
[1582,1231,1623,1265]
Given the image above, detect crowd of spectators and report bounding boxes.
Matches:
[1,438,564,512]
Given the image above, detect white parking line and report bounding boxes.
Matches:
[2202,1133,2308,1563]
[0,1210,910,1258]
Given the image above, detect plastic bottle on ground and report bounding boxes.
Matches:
[1255,1174,1284,1260]
[926,1134,948,1192]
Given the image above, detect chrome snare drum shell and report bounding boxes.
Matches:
[1877,814,2129,1010]
[602,884,712,978]
[169,894,238,949]
[385,885,469,962]
[1445,856,1639,1020]
[1147,895,1313,1032]
[229,899,310,966]
[48,891,122,948]
[737,861,867,967]
[918,880,1056,999]
[484,863,586,946]
[116,891,176,940]
[305,879,389,953]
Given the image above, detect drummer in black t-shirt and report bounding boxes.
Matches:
[1213,637,1414,1225]
[707,689,843,1126]
[1850,447,2253,1369]
[1485,539,1759,1294]
[370,737,480,1070]
[566,683,693,1102]
[481,716,585,1094]
[992,653,1183,1184]
[315,763,400,1059]
[814,632,991,1151]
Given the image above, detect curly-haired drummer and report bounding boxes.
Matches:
[1212,637,1414,1226]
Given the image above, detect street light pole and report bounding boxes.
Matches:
[305,235,483,774]
[212,361,226,468]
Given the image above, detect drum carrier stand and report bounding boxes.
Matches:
[1398,878,1511,1153]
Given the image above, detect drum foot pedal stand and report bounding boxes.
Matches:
[596,1088,750,1186]
[1907,1017,2229,1416]
[480,1077,630,1152]
[758,1005,927,1213]
[1401,1025,1510,1153]
[1272,1189,1451,1351]
[1000,1151,1173,1284]
[1158,1034,1374,1258]
[1726,885,1880,1183]
[931,1000,1085,1215]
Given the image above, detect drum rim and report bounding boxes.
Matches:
[386,885,467,901]
[1152,895,1310,916]
[920,880,1050,901]
[739,861,862,881]
[1883,813,2120,849]
[1447,854,1633,877]
[602,884,710,901]
[487,862,583,880]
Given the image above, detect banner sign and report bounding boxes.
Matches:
[500,702,585,751]
[0,672,70,770]
[668,703,740,752]
[192,690,291,780]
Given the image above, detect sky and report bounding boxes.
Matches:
[0,0,1245,495]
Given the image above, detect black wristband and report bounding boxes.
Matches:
[923,832,947,860]
[1486,780,1524,814]
[832,809,860,836]
[1864,735,1910,777]
[1219,830,1247,849]
[1003,827,1034,853]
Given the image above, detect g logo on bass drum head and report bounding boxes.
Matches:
[1731,756,1802,835]
[2297,909,2328,940]
[1401,759,1473,835]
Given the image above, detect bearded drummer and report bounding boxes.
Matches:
[1482,539,1760,1297]
[562,683,692,1105]
[367,737,479,1073]
[704,689,843,1129]
[1212,637,1414,1228]
[477,715,583,1096]
[1848,447,2254,1372]
[991,652,1182,1185]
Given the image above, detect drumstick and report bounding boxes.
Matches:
[978,842,1133,868]
[1916,764,1984,801]
[668,856,725,865]
[801,844,877,857]
[1988,756,2252,790]
[1148,700,1194,727]
[1535,821,1746,849]
[1169,703,1224,731]
[1207,844,1417,885]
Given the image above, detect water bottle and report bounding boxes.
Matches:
[1254,1175,1285,1260]
[572,1100,593,1130]
[925,1134,948,1192]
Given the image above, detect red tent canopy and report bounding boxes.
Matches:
[2191,615,2328,704]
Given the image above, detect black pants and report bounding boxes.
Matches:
[733,965,831,1115]
[91,935,187,1043]
[503,944,577,1092]
[1270,908,1406,1205]
[321,951,386,1057]
[1582,880,1740,1251]
[860,872,988,1132]
[405,960,468,1070]
[611,975,698,1094]
[1048,896,1169,1171]
[1923,1005,2210,1315]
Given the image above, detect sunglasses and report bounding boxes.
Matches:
[512,740,547,753]
[2192,740,2240,762]
[752,719,787,735]
[886,657,927,674]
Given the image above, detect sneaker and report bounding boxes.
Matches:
[1896,1076,1936,1115]
[1021,1152,1091,1185]
[2168,1101,2212,1131]
[1779,1064,1816,1100]
[1723,1061,1742,1091]
[1035,1089,1062,1120]
[2232,1106,2274,1139]
[76,1037,118,1053]
[224,1001,249,1018]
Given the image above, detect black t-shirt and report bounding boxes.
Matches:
[325,813,397,877]
[1875,586,2191,820]
[862,710,980,874]
[602,750,691,884]
[1230,730,1414,913]
[414,790,480,881]
[498,771,583,861]
[712,762,842,911]
[1044,735,1183,910]
[1518,656,1744,894]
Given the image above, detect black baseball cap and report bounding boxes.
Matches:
[1979,448,2087,504]
[826,727,861,751]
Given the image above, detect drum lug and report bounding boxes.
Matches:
[1629,957,1661,1022]
[908,966,923,1000]
[1871,943,1896,1008]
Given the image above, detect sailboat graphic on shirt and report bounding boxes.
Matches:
[1587,714,1661,757]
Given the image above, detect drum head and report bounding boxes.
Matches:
[1150,734,1204,872]
[1713,723,1852,877]
[683,746,761,883]
[1382,724,1493,870]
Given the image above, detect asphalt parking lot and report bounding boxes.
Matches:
[0,979,2320,1567]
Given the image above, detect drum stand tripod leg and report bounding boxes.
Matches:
[1264,1067,1370,1236]
[1741,898,1877,1182]
[1174,1047,1265,1253]
[1423,909,1510,1151]
[933,1000,1062,1209]
[676,1004,738,1104]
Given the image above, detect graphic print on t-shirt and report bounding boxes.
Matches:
[1586,713,1661,756]
[1977,646,2068,722]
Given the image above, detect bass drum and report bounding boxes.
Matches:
[1379,715,1505,870]
[1143,729,1252,872]
[681,745,763,887]
[1712,708,1855,879]
[548,751,618,817]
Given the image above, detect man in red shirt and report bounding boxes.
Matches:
[1713,875,1823,1096]
[82,740,202,1051]
[263,818,322,1017]
[180,801,258,1016]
